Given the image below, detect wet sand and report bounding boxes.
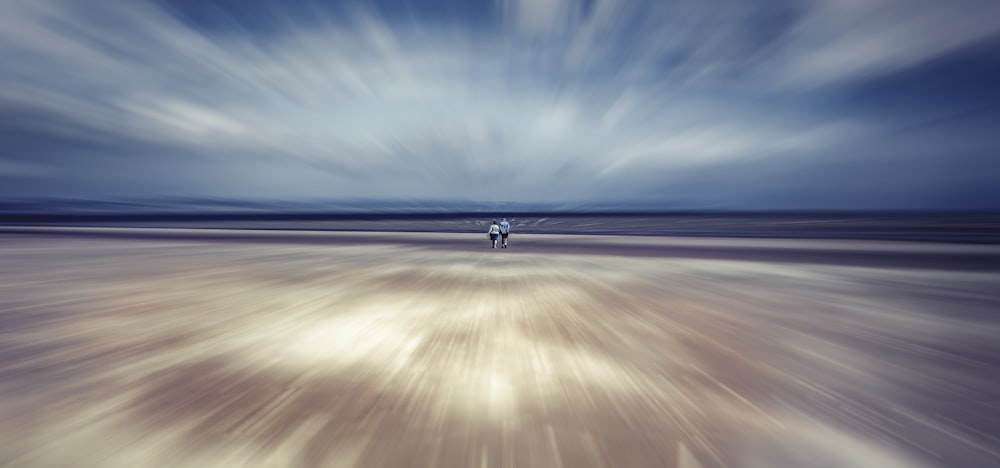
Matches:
[1,228,998,467]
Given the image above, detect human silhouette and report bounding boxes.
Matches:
[487,220,500,248]
[499,218,510,248]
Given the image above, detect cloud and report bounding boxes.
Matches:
[765,0,1000,87]
[0,0,997,206]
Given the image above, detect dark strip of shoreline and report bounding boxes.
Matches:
[3,227,999,272]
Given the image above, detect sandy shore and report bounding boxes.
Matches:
[1,228,998,467]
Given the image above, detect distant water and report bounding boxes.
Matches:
[1,212,998,243]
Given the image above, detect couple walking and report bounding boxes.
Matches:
[487,219,511,248]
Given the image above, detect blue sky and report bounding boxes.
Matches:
[1,0,999,210]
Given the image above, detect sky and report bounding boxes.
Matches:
[1,0,999,210]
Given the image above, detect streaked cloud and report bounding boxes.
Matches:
[767,0,1000,87]
[0,0,997,207]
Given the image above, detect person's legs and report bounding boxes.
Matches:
[501,233,508,248]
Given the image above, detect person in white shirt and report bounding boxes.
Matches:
[487,220,500,248]
[498,218,511,248]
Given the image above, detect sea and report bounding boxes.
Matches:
[2,212,998,244]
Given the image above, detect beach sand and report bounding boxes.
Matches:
[1,228,998,467]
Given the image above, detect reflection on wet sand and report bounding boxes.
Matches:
[1,230,998,467]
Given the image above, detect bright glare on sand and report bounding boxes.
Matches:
[1,229,998,467]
